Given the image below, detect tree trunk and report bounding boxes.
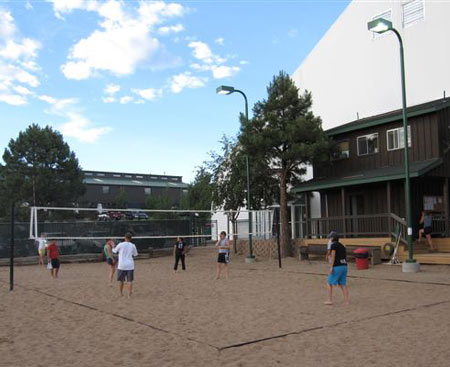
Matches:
[232,218,238,254]
[280,167,290,256]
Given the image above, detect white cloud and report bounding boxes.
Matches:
[120,96,133,104]
[211,65,240,79]
[240,60,249,65]
[0,38,40,60]
[38,95,58,104]
[188,39,243,80]
[55,0,186,79]
[104,83,120,95]
[215,37,224,46]
[158,24,184,35]
[39,95,111,143]
[169,72,207,94]
[13,85,33,95]
[60,113,112,143]
[0,10,41,106]
[188,41,214,64]
[25,1,33,10]
[0,9,15,39]
[102,96,115,103]
[132,88,163,101]
[0,94,27,106]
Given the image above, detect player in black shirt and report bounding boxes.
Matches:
[325,231,349,305]
[173,237,187,271]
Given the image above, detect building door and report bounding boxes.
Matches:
[349,194,364,235]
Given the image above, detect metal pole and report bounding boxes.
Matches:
[10,202,15,291]
[393,29,414,263]
[235,89,254,261]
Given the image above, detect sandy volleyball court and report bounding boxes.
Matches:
[1,247,450,367]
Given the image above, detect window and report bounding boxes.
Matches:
[144,188,152,195]
[387,126,412,151]
[125,175,132,178]
[136,175,143,179]
[102,186,110,194]
[357,133,379,156]
[403,0,424,28]
[371,10,392,39]
[85,172,93,176]
[182,189,188,194]
[97,173,105,176]
[332,141,350,160]
[150,176,157,180]
[113,174,121,177]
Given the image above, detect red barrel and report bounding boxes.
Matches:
[353,248,369,270]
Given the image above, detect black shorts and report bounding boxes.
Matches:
[217,253,229,264]
[117,269,134,282]
[106,257,115,266]
[51,259,60,269]
[424,226,432,235]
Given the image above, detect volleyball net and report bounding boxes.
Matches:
[18,206,276,257]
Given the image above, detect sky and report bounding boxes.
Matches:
[0,0,350,183]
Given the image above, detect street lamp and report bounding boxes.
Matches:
[368,18,419,272]
[216,85,255,263]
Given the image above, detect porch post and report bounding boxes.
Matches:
[325,192,329,236]
[444,178,449,235]
[387,181,392,236]
[341,188,346,236]
[291,204,296,239]
[305,193,310,238]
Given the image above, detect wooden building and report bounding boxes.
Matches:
[293,97,450,242]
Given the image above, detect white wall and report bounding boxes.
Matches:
[292,0,450,130]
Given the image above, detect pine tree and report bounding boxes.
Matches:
[239,71,333,253]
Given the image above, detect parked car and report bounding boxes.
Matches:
[108,211,124,221]
[97,213,109,221]
[136,211,149,220]
[124,211,149,220]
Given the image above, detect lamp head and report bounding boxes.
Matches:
[216,85,235,95]
[368,18,393,34]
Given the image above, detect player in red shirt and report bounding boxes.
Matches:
[47,240,60,278]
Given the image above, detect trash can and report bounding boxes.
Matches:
[353,248,369,270]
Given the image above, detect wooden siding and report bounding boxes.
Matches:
[315,111,442,179]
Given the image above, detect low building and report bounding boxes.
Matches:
[80,170,189,209]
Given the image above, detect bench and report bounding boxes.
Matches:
[300,244,382,265]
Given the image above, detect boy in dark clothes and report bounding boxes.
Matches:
[173,237,187,271]
[325,231,349,306]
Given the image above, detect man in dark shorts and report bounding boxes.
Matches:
[112,233,138,298]
[419,211,436,252]
[325,231,349,305]
[47,240,60,279]
[173,237,187,272]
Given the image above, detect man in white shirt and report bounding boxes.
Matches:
[112,232,138,298]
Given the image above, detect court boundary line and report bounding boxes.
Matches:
[233,266,450,287]
[2,280,220,351]
[219,299,450,351]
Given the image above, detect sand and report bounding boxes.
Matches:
[1,247,450,367]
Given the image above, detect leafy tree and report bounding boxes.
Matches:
[114,187,128,208]
[208,135,277,252]
[239,71,333,253]
[180,167,214,213]
[0,124,85,217]
[145,187,177,219]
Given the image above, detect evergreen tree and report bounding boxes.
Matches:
[0,124,85,215]
[239,71,333,253]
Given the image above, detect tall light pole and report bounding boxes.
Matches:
[368,18,419,272]
[216,85,255,263]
